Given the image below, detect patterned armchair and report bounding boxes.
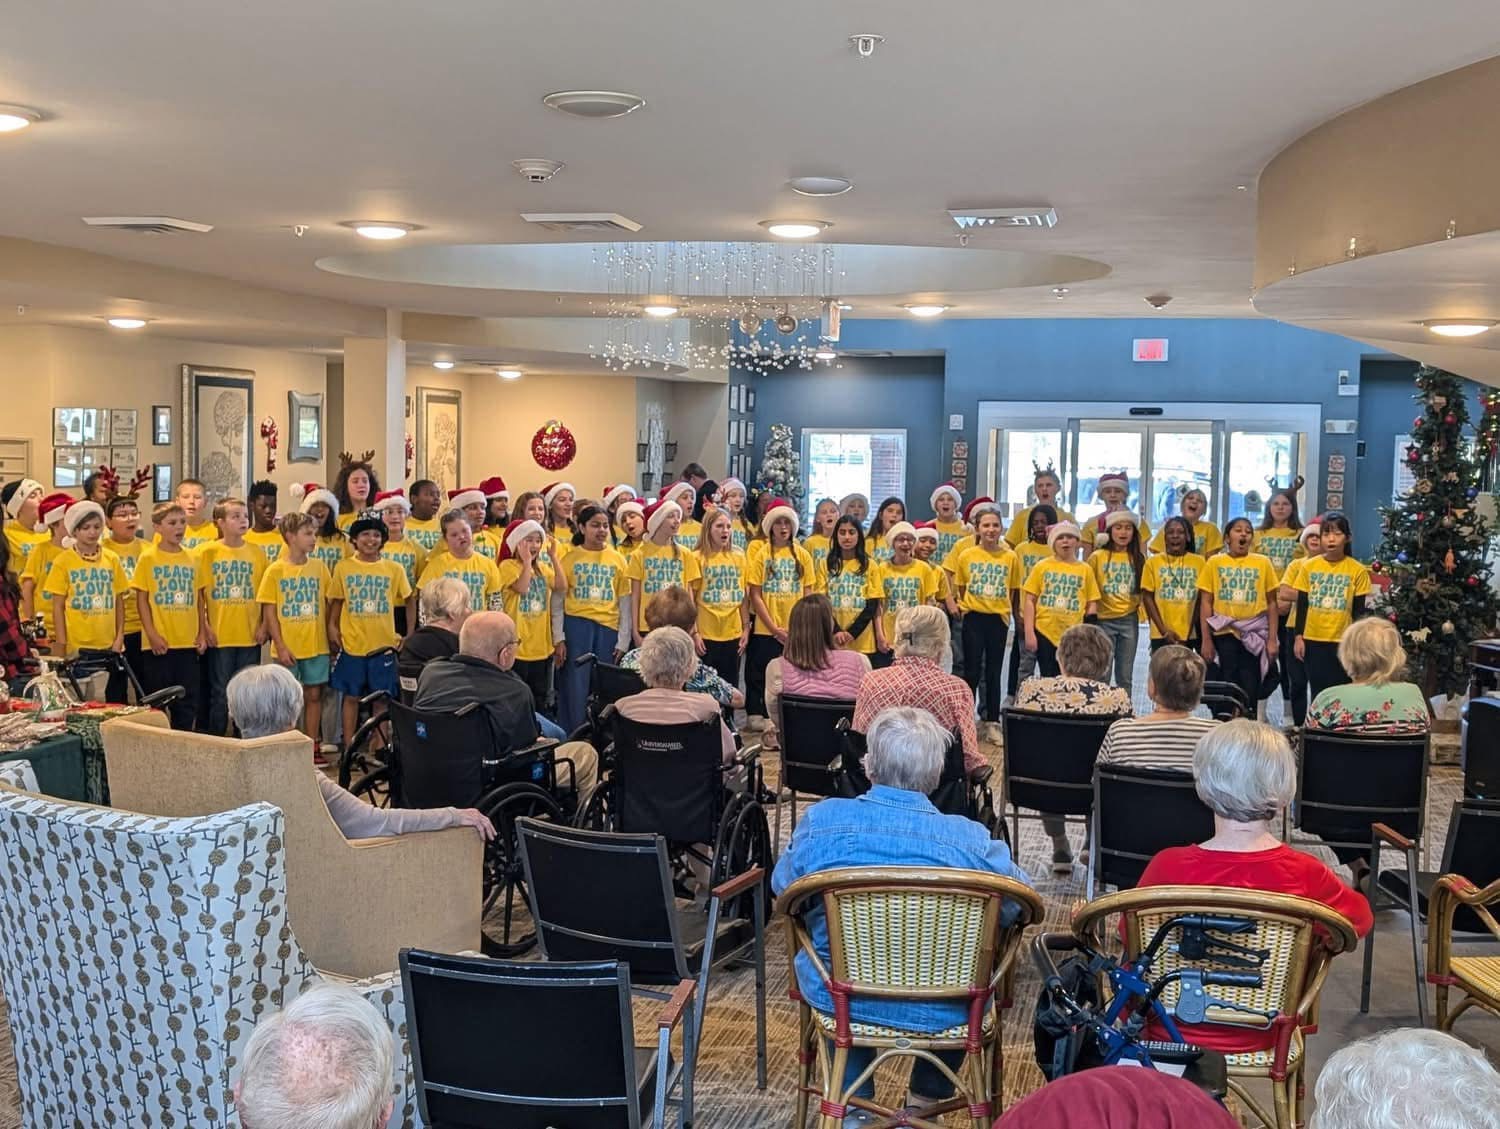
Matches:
[0,759,37,791]
[0,785,421,1128]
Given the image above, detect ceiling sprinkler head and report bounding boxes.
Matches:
[849,33,884,58]
[1144,293,1173,310]
[513,158,565,183]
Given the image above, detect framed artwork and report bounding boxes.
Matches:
[152,405,172,446]
[93,412,112,446]
[1327,453,1346,474]
[744,421,755,448]
[746,388,756,411]
[53,446,84,488]
[952,440,969,459]
[1325,492,1344,510]
[415,386,462,493]
[729,420,740,448]
[53,408,104,446]
[952,476,968,494]
[288,390,324,463]
[109,409,137,447]
[111,447,139,477]
[182,364,255,503]
[729,385,741,412]
[951,459,969,477]
[153,463,173,503]
[1326,473,1345,492]
[82,447,109,475]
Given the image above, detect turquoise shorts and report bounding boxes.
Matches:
[291,654,331,686]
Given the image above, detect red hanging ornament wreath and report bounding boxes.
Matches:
[531,419,577,471]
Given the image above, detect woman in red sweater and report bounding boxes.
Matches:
[1135,718,1372,1055]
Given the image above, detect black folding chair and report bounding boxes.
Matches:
[1199,680,1250,722]
[774,694,855,843]
[1088,764,1215,896]
[1462,696,1499,799]
[400,949,693,1129]
[518,818,767,1092]
[837,724,1004,841]
[999,709,1115,848]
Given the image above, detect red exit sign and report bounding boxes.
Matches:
[1133,338,1169,362]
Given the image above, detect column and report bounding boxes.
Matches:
[340,309,407,492]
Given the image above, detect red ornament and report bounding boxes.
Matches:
[1387,612,1399,623]
[1370,560,1383,574]
[1467,575,1480,586]
[1407,447,1420,463]
[1416,513,1426,522]
[531,419,577,471]
[1413,416,1424,428]
[1445,412,1458,425]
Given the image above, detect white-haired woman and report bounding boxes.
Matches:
[852,604,984,777]
[400,575,471,666]
[1307,616,1428,735]
[615,625,737,766]
[227,664,494,841]
[1136,719,1372,1057]
[1311,1027,1500,1129]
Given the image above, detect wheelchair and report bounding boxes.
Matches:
[20,649,185,712]
[341,693,582,956]
[564,651,645,749]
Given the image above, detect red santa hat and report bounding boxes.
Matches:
[1047,520,1083,549]
[615,499,645,524]
[61,499,105,537]
[930,482,963,510]
[660,480,697,508]
[883,520,917,547]
[480,476,509,501]
[541,481,575,509]
[643,498,681,539]
[964,496,1001,524]
[38,492,75,529]
[1097,471,1129,495]
[760,498,800,538]
[1299,521,1322,545]
[372,488,411,513]
[601,483,636,508]
[447,485,487,511]
[717,477,747,499]
[498,518,545,561]
[1102,509,1140,532]
[291,482,339,515]
[913,520,940,544]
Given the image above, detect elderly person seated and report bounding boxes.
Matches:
[227,664,494,841]
[413,610,598,796]
[1307,617,1429,736]
[1013,621,1133,716]
[1136,719,1372,1056]
[1311,1028,1500,1129]
[852,604,983,777]
[619,585,745,711]
[399,575,469,665]
[616,626,737,767]
[763,593,871,751]
[1097,645,1217,771]
[772,706,1032,1123]
[234,984,395,1129]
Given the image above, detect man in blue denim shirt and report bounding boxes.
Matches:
[772,705,1033,1123]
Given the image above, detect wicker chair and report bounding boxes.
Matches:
[1072,886,1358,1129]
[1427,873,1500,1032]
[775,866,1043,1129]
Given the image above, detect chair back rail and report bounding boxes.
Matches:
[1296,728,1429,850]
[778,694,855,799]
[385,699,493,809]
[1462,697,1500,800]
[1001,709,1115,817]
[1091,766,1215,893]
[613,715,726,844]
[1200,680,1250,721]
[1438,798,1500,936]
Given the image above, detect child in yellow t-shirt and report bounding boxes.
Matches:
[2,477,46,572]
[197,497,270,735]
[1197,516,1280,708]
[913,524,957,614]
[747,501,813,727]
[1004,468,1074,547]
[800,498,839,586]
[626,500,701,645]
[1088,511,1146,694]
[103,496,147,696]
[695,508,751,693]
[328,510,413,751]
[659,481,701,552]
[1140,516,1206,651]
[44,500,127,667]
[556,503,632,732]
[171,478,219,551]
[715,478,760,556]
[417,511,504,618]
[1022,521,1100,678]
[1276,522,1322,725]
[865,498,907,567]
[874,521,939,667]
[930,483,971,565]
[947,502,1019,730]
[20,492,74,643]
[404,479,445,555]
[257,511,333,743]
[244,479,284,564]
[825,515,882,654]
[373,490,427,635]
[496,518,559,712]
[133,502,207,730]
[1292,512,1370,699]
[1149,488,1224,558]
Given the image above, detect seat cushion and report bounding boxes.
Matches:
[809,1004,996,1042]
[1452,956,1500,1001]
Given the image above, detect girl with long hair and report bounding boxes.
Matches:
[1254,478,1306,577]
[825,514,881,656]
[801,498,839,581]
[693,507,751,691]
[948,501,1019,739]
[1198,516,1279,708]
[865,496,906,565]
[555,503,632,732]
[626,499,700,648]
[744,500,812,728]
[1088,511,1146,694]
[1276,521,1322,724]
[1292,512,1370,699]
[331,460,379,529]
[1008,502,1058,693]
[1141,515,1205,653]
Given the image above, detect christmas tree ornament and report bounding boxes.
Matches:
[1370,560,1383,573]
[1444,548,1456,573]
[1468,575,1480,587]
[1414,478,1432,494]
[1396,551,1409,563]
[531,419,577,471]
[1406,447,1420,463]
[1442,620,1455,634]
[1431,394,1447,409]
[1409,626,1431,644]
[1446,413,1458,425]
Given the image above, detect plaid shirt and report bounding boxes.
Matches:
[853,656,982,773]
[0,585,31,679]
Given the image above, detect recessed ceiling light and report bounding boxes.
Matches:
[838,303,854,311]
[641,303,679,318]
[903,304,949,318]
[760,219,830,240]
[542,90,646,118]
[0,104,42,133]
[1235,184,1249,192]
[1053,287,1070,298]
[340,221,419,240]
[1423,319,1496,337]
[497,369,522,381]
[432,360,455,370]
[788,176,853,197]
[104,317,148,330]
[815,346,838,361]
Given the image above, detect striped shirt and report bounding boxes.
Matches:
[1096,716,1220,771]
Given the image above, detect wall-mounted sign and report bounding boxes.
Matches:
[1132,338,1169,362]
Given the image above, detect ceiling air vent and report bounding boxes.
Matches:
[82,215,214,234]
[948,206,1057,230]
[521,212,642,234]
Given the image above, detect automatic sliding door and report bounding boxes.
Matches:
[1147,427,1215,528]
[1074,423,1144,525]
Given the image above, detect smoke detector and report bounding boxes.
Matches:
[1144,293,1173,310]
[521,212,643,233]
[82,215,214,234]
[513,158,564,183]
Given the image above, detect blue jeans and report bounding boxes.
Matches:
[207,645,261,736]
[557,615,620,734]
[833,1043,966,1101]
[1097,614,1139,696]
[536,713,565,741]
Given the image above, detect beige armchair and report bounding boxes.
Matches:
[103,712,481,978]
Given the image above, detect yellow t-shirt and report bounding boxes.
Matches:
[42,548,127,651]
[473,529,502,561]
[196,542,269,648]
[729,518,758,555]
[825,562,882,653]
[1140,552,1206,640]
[331,556,412,656]
[951,543,1020,619]
[104,537,145,634]
[748,545,814,635]
[131,546,202,649]
[1253,528,1305,581]
[405,515,442,554]
[1294,555,1371,643]
[933,520,970,565]
[866,535,895,566]
[1005,506,1076,547]
[4,521,46,569]
[257,557,331,659]
[311,535,351,577]
[1150,520,1223,558]
[1197,552,1278,630]
[181,521,218,552]
[876,558,939,646]
[21,540,67,638]
[561,547,629,629]
[380,537,428,589]
[626,542,702,633]
[1281,557,1310,630]
[497,556,556,661]
[801,534,832,588]
[674,518,703,553]
[1023,558,1101,645]
[696,550,749,642]
[1089,549,1142,620]
[1012,540,1053,589]
[418,551,503,616]
[336,512,355,530]
[244,527,284,565]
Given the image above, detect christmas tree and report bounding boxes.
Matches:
[1372,366,1500,697]
[754,423,804,502]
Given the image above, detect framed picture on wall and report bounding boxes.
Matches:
[1325,492,1344,510]
[109,409,137,447]
[81,447,109,476]
[746,388,756,411]
[729,385,741,412]
[951,459,968,477]
[111,448,139,478]
[182,364,254,503]
[153,463,173,503]
[152,405,172,446]
[743,421,754,448]
[1326,473,1345,492]
[728,420,740,448]
[288,390,323,463]
[415,386,462,493]
[53,446,84,488]
[53,408,103,446]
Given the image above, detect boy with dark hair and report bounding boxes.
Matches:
[244,479,283,563]
[328,509,412,750]
[2,478,46,568]
[104,495,147,694]
[405,479,443,553]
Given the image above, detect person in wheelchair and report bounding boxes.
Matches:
[399,575,468,666]
[227,664,494,841]
[618,585,745,712]
[772,706,1032,1123]
[617,626,737,769]
[413,610,598,797]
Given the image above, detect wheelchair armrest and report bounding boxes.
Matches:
[970,764,994,786]
[598,703,619,724]
[1372,822,1414,851]
[513,737,561,760]
[657,979,696,1032]
[834,716,851,732]
[573,652,598,669]
[710,865,766,904]
[453,701,480,717]
[359,689,390,708]
[733,743,760,768]
[140,685,185,709]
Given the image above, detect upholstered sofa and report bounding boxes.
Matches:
[102,712,480,978]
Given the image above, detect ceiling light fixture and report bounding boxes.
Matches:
[815,345,838,361]
[642,303,680,318]
[341,221,419,240]
[432,360,455,370]
[0,104,42,133]
[1053,287,1069,298]
[1144,293,1173,310]
[104,317,148,330]
[838,303,854,311]
[542,90,646,118]
[497,369,522,381]
[1235,184,1250,192]
[788,176,853,197]
[760,219,830,240]
[1423,319,1497,338]
[903,304,949,318]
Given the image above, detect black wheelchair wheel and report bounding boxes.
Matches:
[349,766,393,809]
[710,791,773,922]
[339,715,390,790]
[573,781,613,831]
[478,783,566,956]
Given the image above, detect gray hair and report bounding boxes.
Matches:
[236,984,395,1129]
[892,604,949,662]
[459,611,516,662]
[1148,645,1206,712]
[226,665,304,739]
[1057,623,1113,682]
[863,706,947,794]
[420,575,471,625]
[637,626,697,690]
[1193,719,1295,823]
[1311,1027,1500,1129]
[1338,616,1407,686]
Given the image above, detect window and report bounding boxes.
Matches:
[800,429,907,523]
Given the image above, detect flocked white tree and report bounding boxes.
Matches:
[754,423,804,501]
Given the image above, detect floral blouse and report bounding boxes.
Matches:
[1013,676,1133,717]
[1307,680,1429,735]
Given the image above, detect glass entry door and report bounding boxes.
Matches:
[1072,421,1216,529]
